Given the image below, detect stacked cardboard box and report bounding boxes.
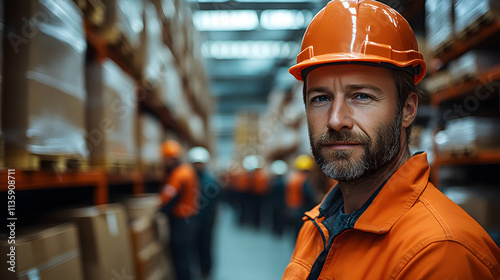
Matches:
[3,0,88,169]
[97,0,145,54]
[122,195,174,280]
[86,59,138,170]
[454,0,500,37]
[139,114,164,177]
[425,0,454,53]
[48,204,136,280]
[0,223,84,280]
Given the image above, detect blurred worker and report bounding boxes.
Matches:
[159,140,200,280]
[188,146,221,280]
[269,160,288,236]
[285,154,315,238]
[242,155,269,228]
[283,0,500,279]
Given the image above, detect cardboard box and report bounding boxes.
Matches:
[0,223,84,280]
[122,194,161,221]
[86,59,138,167]
[3,0,88,165]
[48,204,136,280]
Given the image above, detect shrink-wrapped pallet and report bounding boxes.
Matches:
[98,0,144,52]
[454,0,500,37]
[448,50,500,83]
[425,0,454,53]
[86,59,138,169]
[138,2,164,85]
[139,114,164,175]
[3,0,88,169]
[434,117,500,157]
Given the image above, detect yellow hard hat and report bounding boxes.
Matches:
[294,154,315,171]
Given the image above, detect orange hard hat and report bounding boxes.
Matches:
[161,140,182,158]
[289,0,426,85]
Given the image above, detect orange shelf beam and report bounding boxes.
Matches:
[1,170,109,205]
[434,150,500,166]
[430,64,500,105]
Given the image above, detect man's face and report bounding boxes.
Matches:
[305,64,402,181]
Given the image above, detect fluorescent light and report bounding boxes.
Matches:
[194,10,259,31]
[260,9,313,30]
[201,40,299,59]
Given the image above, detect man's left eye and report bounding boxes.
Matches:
[356,94,371,100]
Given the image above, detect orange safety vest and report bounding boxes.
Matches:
[252,169,270,196]
[160,164,200,219]
[283,153,500,279]
[285,171,308,209]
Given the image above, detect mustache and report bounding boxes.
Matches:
[313,130,370,145]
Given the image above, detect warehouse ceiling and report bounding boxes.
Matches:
[187,0,425,166]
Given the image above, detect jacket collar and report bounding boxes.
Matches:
[304,152,431,233]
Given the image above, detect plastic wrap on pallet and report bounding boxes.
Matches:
[3,0,88,157]
[99,0,144,50]
[449,50,500,83]
[425,0,454,52]
[86,59,138,163]
[139,114,163,166]
[455,0,500,36]
[158,51,191,122]
[434,117,500,156]
[141,3,164,84]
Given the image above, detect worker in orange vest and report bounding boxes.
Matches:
[283,0,500,278]
[159,140,200,280]
[285,154,315,238]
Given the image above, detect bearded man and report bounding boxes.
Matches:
[282,1,500,279]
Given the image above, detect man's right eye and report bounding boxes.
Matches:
[311,95,330,103]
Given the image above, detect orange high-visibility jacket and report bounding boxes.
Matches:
[283,153,500,279]
[252,169,270,196]
[161,163,200,219]
[286,171,308,209]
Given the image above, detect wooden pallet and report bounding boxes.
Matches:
[4,149,89,172]
[90,158,138,175]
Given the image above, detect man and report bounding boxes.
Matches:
[285,154,316,238]
[188,146,221,279]
[282,0,500,279]
[160,140,200,280]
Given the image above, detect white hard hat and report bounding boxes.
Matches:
[188,146,210,163]
[270,160,288,175]
[242,155,264,171]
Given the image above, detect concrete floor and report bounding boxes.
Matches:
[211,204,296,280]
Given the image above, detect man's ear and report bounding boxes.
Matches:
[402,92,418,128]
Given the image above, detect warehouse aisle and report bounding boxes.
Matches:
[211,204,296,280]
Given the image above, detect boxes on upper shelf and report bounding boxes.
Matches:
[0,223,84,280]
[86,59,138,172]
[425,0,455,54]
[448,50,500,83]
[138,114,164,177]
[454,0,500,38]
[3,0,88,171]
[434,117,500,157]
[96,0,144,54]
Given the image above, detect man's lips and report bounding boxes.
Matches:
[323,142,362,150]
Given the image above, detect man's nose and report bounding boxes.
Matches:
[327,98,354,131]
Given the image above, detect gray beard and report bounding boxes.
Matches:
[309,113,402,182]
